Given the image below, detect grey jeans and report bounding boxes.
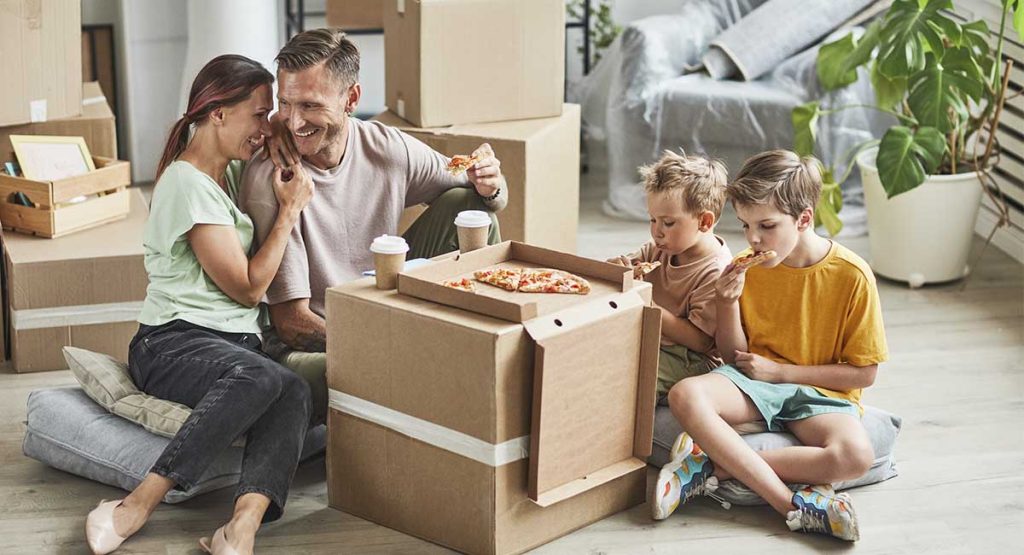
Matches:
[128,319,311,522]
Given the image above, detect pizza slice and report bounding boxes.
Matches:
[446,153,482,176]
[518,269,591,295]
[632,261,662,280]
[733,250,777,270]
[473,267,523,291]
[441,277,475,292]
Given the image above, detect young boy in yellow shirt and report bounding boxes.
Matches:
[651,150,888,542]
[610,150,733,402]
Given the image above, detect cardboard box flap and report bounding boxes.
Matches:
[397,241,633,323]
[81,82,114,119]
[524,291,658,506]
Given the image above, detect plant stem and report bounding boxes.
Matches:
[950,130,957,174]
[980,60,1013,171]
[821,104,917,125]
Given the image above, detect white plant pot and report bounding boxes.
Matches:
[857,148,984,286]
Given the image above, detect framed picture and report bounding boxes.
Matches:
[9,135,96,181]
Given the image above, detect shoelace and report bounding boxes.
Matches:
[682,475,732,510]
[786,507,829,534]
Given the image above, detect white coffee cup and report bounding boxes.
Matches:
[370,235,409,289]
[454,210,491,253]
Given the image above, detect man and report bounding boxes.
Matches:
[239,29,508,424]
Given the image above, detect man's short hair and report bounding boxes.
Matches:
[728,150,823,218]
[640,150,728,220]
[276,28,360,89]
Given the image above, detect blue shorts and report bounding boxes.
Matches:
[712,365,860,432]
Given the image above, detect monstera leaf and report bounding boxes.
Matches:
[792,102,820,157]
[907,52,985,132]
[877,0,955,77]
[876,126,947,197]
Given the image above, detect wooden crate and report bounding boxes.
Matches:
[0,157,131,238]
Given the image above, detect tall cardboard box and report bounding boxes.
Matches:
[0,82,117,162]
[326,0,382,29]
[0,0,82,126]
[384,0,564,127]
[2,189,148,372]
[326,242,660,555]
[374,105,581,253]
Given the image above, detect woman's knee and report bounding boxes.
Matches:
[278,368,312,416]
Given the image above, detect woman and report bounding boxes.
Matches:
[84,55,314,555]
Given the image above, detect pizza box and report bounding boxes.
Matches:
[324,241,661,554]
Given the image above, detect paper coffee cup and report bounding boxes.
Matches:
[370,235,409,290]
[454,210,491,253]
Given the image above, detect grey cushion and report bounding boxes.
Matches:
[22,387,326,504]
[649,404,901,505]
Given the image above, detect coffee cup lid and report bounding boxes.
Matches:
[454,210,491,228]
[370,234,410,255]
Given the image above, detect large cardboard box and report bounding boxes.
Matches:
[326,242,660,555]
[0,82,117,162]
[2,189,148,372]
[326,0,382,29]
[374,105,581,253]
[0,0,82,127]
[384,0,564,127]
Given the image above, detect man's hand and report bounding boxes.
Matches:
[261,114,301,170]
[715,264,746,304]
[467,143,502,196]
[734,351,784,383]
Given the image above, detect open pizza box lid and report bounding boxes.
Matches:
[398,241,660,506]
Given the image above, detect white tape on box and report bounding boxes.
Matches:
[11,301,144,330]
[329,389,529,467]
[29,99,48,122]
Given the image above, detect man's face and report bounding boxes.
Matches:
[276,63,352,159]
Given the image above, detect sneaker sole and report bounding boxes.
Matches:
[669,432,694,462]
[651,461,683,521]
[835,491,860,542]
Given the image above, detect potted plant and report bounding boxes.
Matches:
[793,0,1022,286]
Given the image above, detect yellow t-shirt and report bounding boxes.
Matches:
[738,241,888,408]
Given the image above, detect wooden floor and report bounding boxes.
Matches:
[2,188,1022,554]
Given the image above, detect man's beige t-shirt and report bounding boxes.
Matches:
[239,118,476,317]
[636,237,733,356]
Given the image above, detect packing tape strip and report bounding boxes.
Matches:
[11,301,144,330]
[329,389,529,467]
[83,95,107,106]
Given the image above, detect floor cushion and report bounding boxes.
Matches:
[649,404,901,505]
[22,387,326,503]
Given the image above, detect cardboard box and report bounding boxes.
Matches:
[384,0,565,127]
[326,241,660,555]
[326,0,382,30]
[375,105,581,253]
[1,189,148,372]
[0,156,131,238]
[0,0,82,127]
[0,82,118,162]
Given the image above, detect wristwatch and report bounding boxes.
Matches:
[482,186,502,202]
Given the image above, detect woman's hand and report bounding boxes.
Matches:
[273,162,313,220]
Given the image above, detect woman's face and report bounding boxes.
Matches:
[218,83,273,161]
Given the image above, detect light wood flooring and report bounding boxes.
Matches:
[1,187,1021,554]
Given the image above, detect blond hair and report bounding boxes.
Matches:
[276,28,360,90]
[640,150,728,219]
[727,150,822,218]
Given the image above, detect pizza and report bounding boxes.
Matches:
[446,153,482,175]
[473,267,523,291]
[733,250,777,270]
[518,268,591,295]
[441,277,475,292]
[632,261,662,280]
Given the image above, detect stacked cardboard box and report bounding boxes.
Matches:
[0,82,118,162]
[326,0,383,30]
[327,243,660,554]
[0,0,82,127]
[1,189,148,371]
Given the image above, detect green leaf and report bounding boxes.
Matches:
[877,0,955,77]
[817,33,859,90]
[907,53,982,132]
[877,126,948,197]
[1015,2,1024,42]
[871,60,908,110]
[847,20,882,71]
[792,102,821,157]
[814,170,844,237]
